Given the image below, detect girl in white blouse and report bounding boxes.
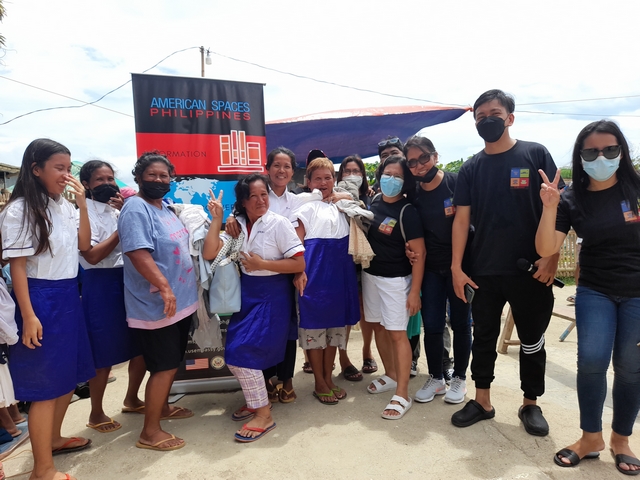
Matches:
[0,139,94,480]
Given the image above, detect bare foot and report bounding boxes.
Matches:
[122,399,145,411]
[610,433,640,473]
[557,436,605,465]
[160,405,193,419]
[236,415,274,440]
[51,436,90,452]
[29,466,77,480]
[87,412,121,432]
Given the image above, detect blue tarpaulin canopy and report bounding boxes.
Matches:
[266,105,471,165]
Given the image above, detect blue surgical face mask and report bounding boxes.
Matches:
[380,174,404,197]
[581,155,620,182]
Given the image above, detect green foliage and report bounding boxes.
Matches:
[364,162,379,185]
[442,158,464,174]
[0,0,5,49]
[560,167,572,180]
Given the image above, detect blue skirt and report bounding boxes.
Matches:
[299,237,360,329]
[10,278,95,401]
[225,273,294,370]
[82,268,141,369]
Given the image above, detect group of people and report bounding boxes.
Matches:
[0,87,638,479]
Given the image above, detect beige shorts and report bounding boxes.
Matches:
[298,327,347,350]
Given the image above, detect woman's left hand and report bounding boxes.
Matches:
[405,242,421,266]
[240,251,264,272]
[406,291,421,317]
[65,175,87,208]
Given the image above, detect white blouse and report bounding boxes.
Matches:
[1,196,79,280]
[78,199,123,269]
[292,200,350,240]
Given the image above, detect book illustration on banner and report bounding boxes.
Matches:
[168,178,237,223]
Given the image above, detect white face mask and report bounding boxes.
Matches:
[343,175,363,188]
[581,155,621,182]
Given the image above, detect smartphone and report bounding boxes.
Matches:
[464,284,475,304]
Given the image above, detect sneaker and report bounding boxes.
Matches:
[443,368,454,385]
[444,377,467,404]
[410,360,419,378]
[414,375,446,403]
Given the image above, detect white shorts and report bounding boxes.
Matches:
[362,271,411,331]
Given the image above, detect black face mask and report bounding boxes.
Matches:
[140,181,170,200]
[476,116,506,143]
[414,166,439,184]
[91,183,120,204]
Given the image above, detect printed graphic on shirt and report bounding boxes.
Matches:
[510,168,530,189]
[378,217,398,235]
[621,200,640,223]
[444,198,456,217]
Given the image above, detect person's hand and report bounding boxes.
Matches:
[367,186,375,197]
[452,266,478,303]
[207,189,224,219]
[224,215,241,239]
[407,291,421,317]
[240,252,264,272]
[65,175,87,209]
[160,286,177,318]
[109,192,124,211]
[293,271,307,296]
[405,242,421,266]
[538,168,562,209]
[22,314,43,349]
[533,255,559,286]
[330,190,352,203]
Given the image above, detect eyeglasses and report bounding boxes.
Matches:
[343,169,362,175]
[381,174,403,181]
[407,152,433,169]
[378,137,402,148]
[580,145,621,162]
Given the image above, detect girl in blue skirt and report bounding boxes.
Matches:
[78,161,146,434]
[1,139,95,480]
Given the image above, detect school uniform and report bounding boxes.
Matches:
[79,198,140,370]
[0,197,95,401]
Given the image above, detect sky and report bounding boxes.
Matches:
[1,0,640,186]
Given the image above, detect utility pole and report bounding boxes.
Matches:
[199,46,205,78]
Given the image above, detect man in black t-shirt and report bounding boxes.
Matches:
[450,89,562,437]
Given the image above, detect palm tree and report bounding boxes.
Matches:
[0,0,5,49]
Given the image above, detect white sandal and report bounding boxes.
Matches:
[381,395,413,420]
[367,375,398,394]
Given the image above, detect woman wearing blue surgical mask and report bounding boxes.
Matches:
[363,155,426,420]
[536,120,640,475]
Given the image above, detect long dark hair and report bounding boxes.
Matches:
[337,155,369,198]
[375,155,415,197]
[233,174,270,219]
[571,120,640,216]
[80,160,114,198]
[7,138,71,255]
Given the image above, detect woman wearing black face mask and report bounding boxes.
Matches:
[117,152,199,451]
[79,160,146,434]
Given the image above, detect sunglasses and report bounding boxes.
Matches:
[407,152,433,169]
[378,137,402,148]
[580,145,621,162]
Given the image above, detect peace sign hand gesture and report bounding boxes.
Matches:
[207,189,224,219]
[538,168,562,209]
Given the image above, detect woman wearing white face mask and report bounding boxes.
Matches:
[536,120,640,475]
[363,155,426,420]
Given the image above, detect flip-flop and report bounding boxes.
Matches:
[313,391,338,405]
[279,387,297,404]
[160,406,194,421]
[86,419,122,433]
[367,375,397,394]
[553,448,600,467]
[231,403,273,421]
[302,362,313,374]
[234,422,276,443]
[342,365,363,382]
[362,358,378,374]
[611,450,640,476]
[52,437,92,456]
[9,429,21,438]
[332,387,347,400]
[121,405,145,414]
[136,434,185,451]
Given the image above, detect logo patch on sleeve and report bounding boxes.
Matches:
[510,168,530,189]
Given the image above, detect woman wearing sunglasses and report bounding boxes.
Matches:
[404,136,472,406]
[536,120,640,475]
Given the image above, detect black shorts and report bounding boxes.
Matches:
[134,315,191,373]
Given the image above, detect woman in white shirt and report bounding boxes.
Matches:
[1,138,94,480]
[78,160,146,433]
[204,173,305,442]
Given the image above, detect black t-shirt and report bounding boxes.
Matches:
[365,196,423,278]
[453,140,563,276]
[556,183,640,297]
[414,171,458,271]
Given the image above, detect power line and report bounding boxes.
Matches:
[519,109,640,118]
[520,94,640,106]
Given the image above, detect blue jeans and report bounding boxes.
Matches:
[575,286,640,435]
[421,269,471,380]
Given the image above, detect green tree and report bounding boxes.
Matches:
[365,162,379,185]
[442,158,465,174]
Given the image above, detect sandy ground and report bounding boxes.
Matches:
[3,285,637,479]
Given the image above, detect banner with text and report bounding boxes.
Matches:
[132,73,266,176]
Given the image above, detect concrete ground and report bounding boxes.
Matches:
[4,285,636,479]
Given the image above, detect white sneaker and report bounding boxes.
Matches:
[444,376,467,404]
[414,375,446,403]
